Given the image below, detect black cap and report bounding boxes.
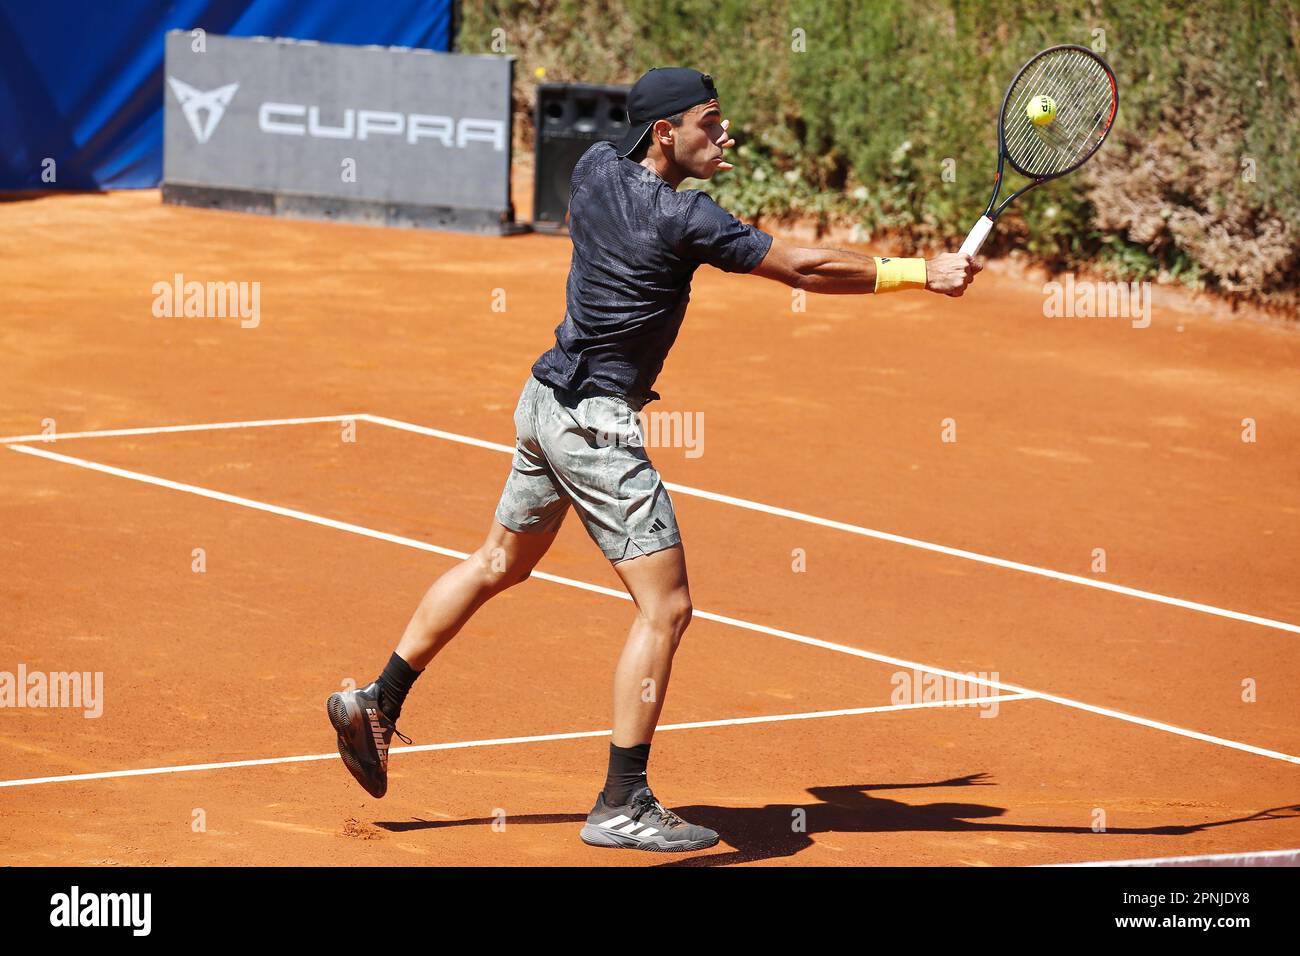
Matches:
[616,67,719,158]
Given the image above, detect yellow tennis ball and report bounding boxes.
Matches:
[534,66,546,79]
[1027,94,1057,126]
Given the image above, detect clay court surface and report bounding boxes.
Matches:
[1,189,1298,866]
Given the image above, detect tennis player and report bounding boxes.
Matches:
[328,67,979,852]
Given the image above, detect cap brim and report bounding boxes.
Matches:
[615,121,653,158]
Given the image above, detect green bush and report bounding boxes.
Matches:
[460,0,1300,312]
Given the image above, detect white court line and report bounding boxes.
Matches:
[360,414,1300,636]
[6,411,1297,636]
[10,442,1300,767]
[1045,847,1300,868]
[0,695,1029,789]
[0,414,362,445]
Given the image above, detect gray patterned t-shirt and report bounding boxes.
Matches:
[532,141,773,407]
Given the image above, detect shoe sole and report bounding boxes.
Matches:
[326,692,387,799]
[579,824,719,853]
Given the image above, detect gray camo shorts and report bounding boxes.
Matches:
[494,376,681,562]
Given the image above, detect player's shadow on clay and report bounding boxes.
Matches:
[655,774,1300,867]
[374,773,1300,866]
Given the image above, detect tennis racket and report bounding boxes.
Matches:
[958,44,1119,257]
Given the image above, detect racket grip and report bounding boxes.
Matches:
[958,216,994,257]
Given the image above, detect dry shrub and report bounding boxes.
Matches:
[1088,33,1296,310]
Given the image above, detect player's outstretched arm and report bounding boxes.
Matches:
[751,237,980,297]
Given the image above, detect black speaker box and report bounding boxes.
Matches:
[532,83,630,229]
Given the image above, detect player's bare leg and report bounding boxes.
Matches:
[608,544,693,746]
[396,520,560,669]
[327,520,558,798]
[579,543,719,851]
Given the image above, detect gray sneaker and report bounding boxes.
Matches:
[580,786,719,852]
[325,681,411,799]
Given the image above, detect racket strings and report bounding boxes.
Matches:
[1006,58,1110,174]
[1010,59,1097,152]
[1006,59,1104,171]
[1020,60,1110,166]
[1002,49,1114,177]
[1005,55,1101,164]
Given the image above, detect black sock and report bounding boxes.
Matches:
[603,742,651,806]
[375,652,422,722]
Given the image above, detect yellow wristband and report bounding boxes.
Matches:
[873,257,927,293]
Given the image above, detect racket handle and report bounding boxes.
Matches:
[958,216,994,257]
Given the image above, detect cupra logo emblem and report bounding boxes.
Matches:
[167,77,240,143]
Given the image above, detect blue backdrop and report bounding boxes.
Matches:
[0,0,454,190]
